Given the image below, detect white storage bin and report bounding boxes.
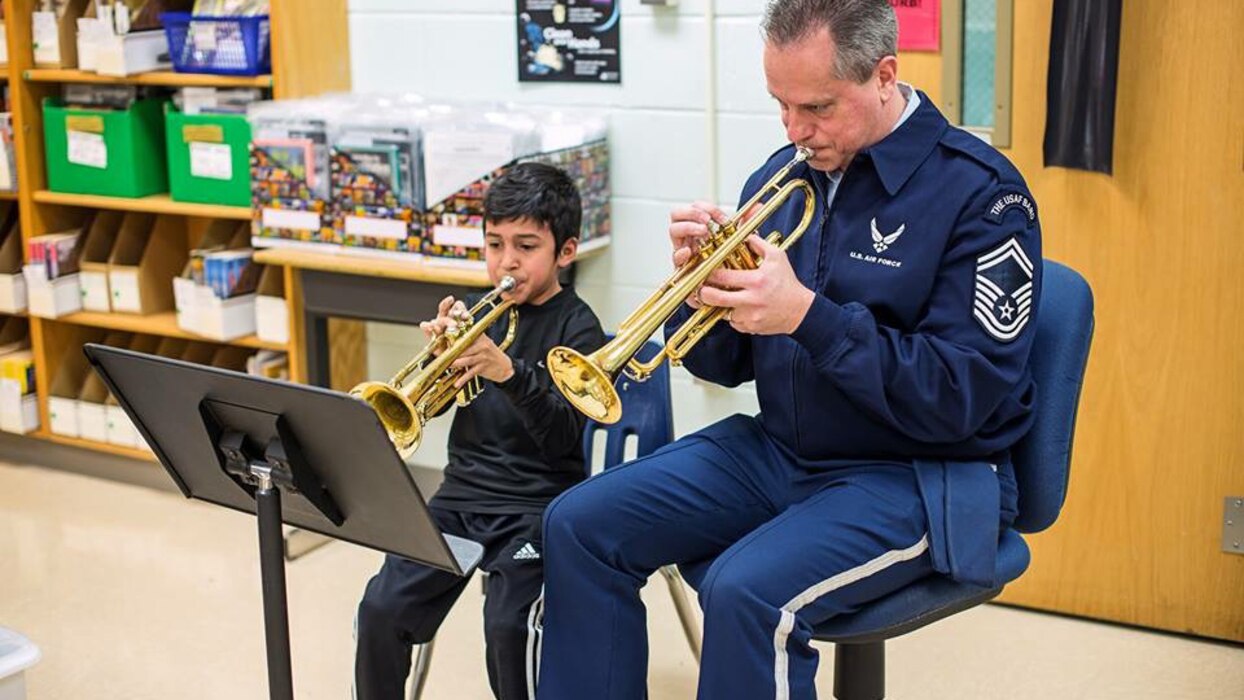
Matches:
[0,274,26,314]
[0,627,40,700]
[26,272,82,319]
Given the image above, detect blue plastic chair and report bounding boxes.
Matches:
[679,259,1095,699]
[580,339,675,473]
[581,339,704,661]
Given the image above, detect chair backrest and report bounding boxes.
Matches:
[581,339,675,473]
[1011,260,1095,534]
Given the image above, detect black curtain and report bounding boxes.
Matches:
[1043,0,1123,174]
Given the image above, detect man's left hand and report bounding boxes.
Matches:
[698,235,816,336]
[450,334,516,388]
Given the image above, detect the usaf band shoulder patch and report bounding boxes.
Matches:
[974,237,1034,342]
[983,191,1036,226]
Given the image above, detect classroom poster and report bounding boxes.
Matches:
[516,0,621,83]
[892,0,940,52]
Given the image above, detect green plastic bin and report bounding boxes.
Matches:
[165,105,253,207]
[43,97,168,198]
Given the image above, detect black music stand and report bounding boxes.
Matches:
[84,344,484,700]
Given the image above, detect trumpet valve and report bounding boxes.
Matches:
[457,376,483,406]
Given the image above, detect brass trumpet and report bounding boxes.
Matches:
[353,277,519,456]
[547,147,816,424]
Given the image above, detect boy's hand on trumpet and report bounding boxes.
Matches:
[420,295,465,337]
[419,295,515,386]
[450,334,516,388]
[420,296,472,354]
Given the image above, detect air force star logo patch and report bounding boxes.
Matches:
[974,237,1034,342]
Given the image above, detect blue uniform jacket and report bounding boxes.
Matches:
[666,93,1041,586]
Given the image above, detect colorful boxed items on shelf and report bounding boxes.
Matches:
[421,107,609,264]
[248,95,337,249]
[248,94,611,263]
[329,93,427,254]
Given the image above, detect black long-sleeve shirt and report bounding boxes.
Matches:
[429,286,605,514]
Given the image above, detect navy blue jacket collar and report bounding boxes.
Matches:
[854,90,949,196]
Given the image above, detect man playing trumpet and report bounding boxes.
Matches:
[538,1,1042,698]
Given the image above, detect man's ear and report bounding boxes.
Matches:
[876,54,899,98]
[556,237,579,269]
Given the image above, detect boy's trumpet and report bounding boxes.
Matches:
[353,277,518,456]
[547,147,816,424]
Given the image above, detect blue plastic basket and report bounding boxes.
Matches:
[160,12,271,76]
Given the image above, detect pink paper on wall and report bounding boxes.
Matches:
[893,0,940,52]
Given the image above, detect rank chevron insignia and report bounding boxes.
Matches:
[974,237,1034,342]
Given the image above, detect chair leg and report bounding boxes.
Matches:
[407,635,436,700]
[408,572,484,700]
[833,641,884,700]
[658,565,703,663]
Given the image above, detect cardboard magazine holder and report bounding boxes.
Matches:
[179,341,216,366]
[76,330,131,441]
[0,349,38,434]
[77,1,168,76]
[0,315,34,432]
[0,216,26,313]
[48,328,104,437]
[32,0,90,68]
[209,345,252,373]
[78,210,124,311]
[105,333,160,447]
[153,337,189,361]
[108,213,187,314]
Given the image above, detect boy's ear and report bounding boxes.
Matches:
[556,237,578,269]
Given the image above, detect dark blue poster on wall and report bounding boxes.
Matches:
[516,0,621,83]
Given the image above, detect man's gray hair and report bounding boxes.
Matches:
[761,0,898,83]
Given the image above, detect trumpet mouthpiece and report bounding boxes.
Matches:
[794,146,814,162]
[499,276,517,292]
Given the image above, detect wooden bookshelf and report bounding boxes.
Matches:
[24,68,273,89]
[253,248,493,287]
[252,236,611,287]
[56,310,285,350]
[32,190,251,220]
[34,429,157,462]
[1,0,353,459]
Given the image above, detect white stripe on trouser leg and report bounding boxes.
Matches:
[526,591,544,699]
[535,594,545,685]
[773,535,929,700]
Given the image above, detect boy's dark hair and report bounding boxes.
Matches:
[484,162,583,249]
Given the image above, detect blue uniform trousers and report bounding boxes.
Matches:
[538,415,953,700]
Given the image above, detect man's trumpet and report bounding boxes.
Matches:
[353,277,518,456]
[547,147,816,424]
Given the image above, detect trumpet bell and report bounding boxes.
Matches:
[546,346,622,424]
[352,380,423,456]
